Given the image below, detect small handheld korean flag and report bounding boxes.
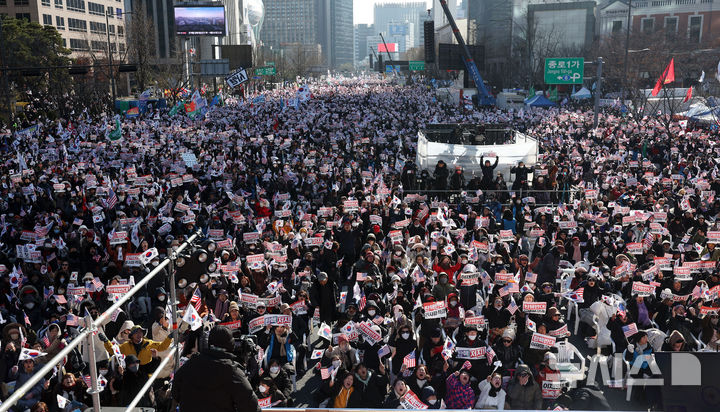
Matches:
[57,394,69,409]
[310,349,324,359]
[139,247,159,265]
[19,347,47,361]
[182,304,203,331]
[318,322,332,341]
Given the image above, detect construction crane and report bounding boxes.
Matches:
[438,0,495,106]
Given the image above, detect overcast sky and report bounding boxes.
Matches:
[354,0,434,25]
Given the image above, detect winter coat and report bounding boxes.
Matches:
[506,366,542,410]
[352,370,389,408]
[475,379,507,410]
[172,348,260,412]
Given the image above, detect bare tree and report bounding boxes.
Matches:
[126,3,156,92]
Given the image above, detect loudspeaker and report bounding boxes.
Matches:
[424,20,435,63]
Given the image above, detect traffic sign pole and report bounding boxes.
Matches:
[593,57,603,129]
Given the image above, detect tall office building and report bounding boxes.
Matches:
[374,1,426,48]
[262,0,351,68]
[354,23,375,66]
[1,0,127,58]
[329,0,353,68]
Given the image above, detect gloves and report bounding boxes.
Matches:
[626,344,634,353]
[98,332,108,343]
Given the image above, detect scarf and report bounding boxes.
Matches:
[488,384,501,397]
[355,371,372,386]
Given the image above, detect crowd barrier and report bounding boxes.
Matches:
[0,232,203,412]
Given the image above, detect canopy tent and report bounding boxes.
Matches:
[525,94,556,107]
[678,101,720,124]
[571,87,592,99]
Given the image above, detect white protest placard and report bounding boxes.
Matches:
[529,332,556,349]
[400,390,427,409]
[422,301,446,319]
[456,346,486,359]
[522,301,547,315]
[631,282,655,297]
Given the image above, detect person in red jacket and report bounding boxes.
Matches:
[432,255,463,284]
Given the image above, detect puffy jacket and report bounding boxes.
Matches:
[105,335,172,366]
[173,347,260,412]
[506,365,542,410]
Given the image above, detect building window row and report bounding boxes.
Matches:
[67,0,85,12]
[69,38,89,51]
[56,15,65,29]
[88,2,104,16]
[68,17,86,32]
[42,13,52,25]
[90,21,106,34]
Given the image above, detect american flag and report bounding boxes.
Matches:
[190,288,202,311]
[403,350,416,369]
[82,375,92,387]
[462,360,472,370]
[486,346,496,365]
[42,336,50,348]
[643,232,654,249]
[92,277,103,292]
[23,311,30,327]
[358,292,367,312]
[66,314,79,326]
[320,367,331,380]
[105,188,118,209]
[622,323,639,338]
[507,297,518,315]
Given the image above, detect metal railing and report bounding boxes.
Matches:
[0,231,203,412]
[125,344,177,411]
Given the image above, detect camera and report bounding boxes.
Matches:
[232,332,259,366]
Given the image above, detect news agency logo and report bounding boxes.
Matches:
[572,353,704,388]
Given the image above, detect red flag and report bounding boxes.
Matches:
[684,86,692,103]
[651,58,675,96]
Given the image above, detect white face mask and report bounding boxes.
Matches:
[270,366,280,374]
[259,384,268,393]
[450,301,457,307]
[467,333,477,340]
[368,309,376,317]
[428,399,437,405]
[401,333,411,340]
[332,360,342,368]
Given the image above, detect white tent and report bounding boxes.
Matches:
[571,87,592,99]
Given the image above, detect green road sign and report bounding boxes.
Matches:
[256,66,277,76]
[544,58,584,84]
[409,61,425,71]
[265,61,276,67]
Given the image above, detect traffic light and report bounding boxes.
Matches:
[424,20,435,63]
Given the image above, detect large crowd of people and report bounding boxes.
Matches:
[0,74,717,411]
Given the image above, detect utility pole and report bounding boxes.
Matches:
[621,0,632,103]
[593,57,603,129]
[105,9,116,104]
